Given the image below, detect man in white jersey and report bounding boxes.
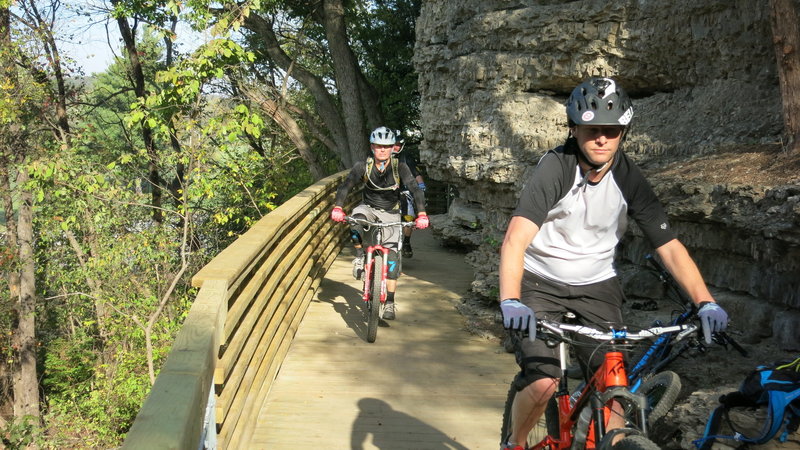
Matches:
[498,77,730,450]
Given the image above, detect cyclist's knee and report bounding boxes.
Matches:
[514,373,558,401]
[349,228,362,246]
[514,357,560,391]
[386,250,401,279]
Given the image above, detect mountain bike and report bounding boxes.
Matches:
[622,254,747,426]
[500,315,694,449]
[345,216,415,343]
[503,254,748,435]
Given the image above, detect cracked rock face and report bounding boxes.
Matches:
[414,0,799,349]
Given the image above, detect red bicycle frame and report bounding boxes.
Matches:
[361,244,391,304]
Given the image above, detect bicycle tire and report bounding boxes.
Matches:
[366,255,381,343]
[637,370,681,426]
[609,434,661,450]
[499,377,558,448]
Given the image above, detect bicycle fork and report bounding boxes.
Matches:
[362,245,391,303]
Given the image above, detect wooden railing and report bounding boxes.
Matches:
[122,171,357,449]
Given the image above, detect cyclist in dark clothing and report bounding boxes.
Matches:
[498,78,730,449]
[331,126,429,320]
[394,130,427,258]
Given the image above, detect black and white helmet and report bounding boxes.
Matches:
[566,77,633,127]
[392,129,405,154]
[369,126,396,145]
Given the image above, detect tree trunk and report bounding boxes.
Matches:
[770,0,800,153]
[12,169,39,421]
[1,4,39,424]
[113,6,163,222]
[321,0,370,165]
[358,71,384,132]
[243,12,351,165]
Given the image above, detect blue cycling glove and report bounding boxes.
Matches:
[698,301,728,344]
[418,182,426,191]
[500,299,535,341]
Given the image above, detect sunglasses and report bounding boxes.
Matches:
[577,126,624,139]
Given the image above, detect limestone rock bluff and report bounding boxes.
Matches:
[414,0,799,349]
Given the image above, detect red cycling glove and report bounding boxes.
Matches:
[331,206,346,222]
[415,214,429,229]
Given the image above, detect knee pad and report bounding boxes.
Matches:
[386,250,401,279]
[349,229,362,245]
[349,213,366,245]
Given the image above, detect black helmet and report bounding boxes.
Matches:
[566,77,633,127]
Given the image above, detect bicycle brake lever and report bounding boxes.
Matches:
[712,331,749,357]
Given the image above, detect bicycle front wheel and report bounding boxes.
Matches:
[611,435,661,450]
[499,377,558,448]
[638,370,681,426]
[366,255,382,343]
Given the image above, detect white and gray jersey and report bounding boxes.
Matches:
[513,142,675,285]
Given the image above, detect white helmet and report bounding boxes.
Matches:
[369,126,395,145]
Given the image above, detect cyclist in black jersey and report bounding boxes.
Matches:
[331,126,429,320]
[497,78,730,450]
[393,129,427,258]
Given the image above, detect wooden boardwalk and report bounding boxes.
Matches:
[250,230,516,449]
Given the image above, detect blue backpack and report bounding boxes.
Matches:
[694,357,800,449]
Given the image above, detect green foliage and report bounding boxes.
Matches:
[0,415,44,449]
[351,0,422,130]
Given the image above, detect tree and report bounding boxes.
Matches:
[769,0,800,153]
[0,0,43,430]
[350,0,422,132]
[110,0,167,222]
[234,0,383,167]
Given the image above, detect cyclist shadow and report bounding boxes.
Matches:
[351,398,469,450]
[315,278,392,341]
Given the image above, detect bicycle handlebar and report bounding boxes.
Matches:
[644,253,748,357]
[536,318,698,343]
[345,216,416,228]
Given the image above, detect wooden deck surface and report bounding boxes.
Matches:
[250,229,517,449]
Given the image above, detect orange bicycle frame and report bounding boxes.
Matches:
[531,351,629,449]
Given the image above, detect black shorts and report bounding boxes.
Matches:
[513,271,625,390]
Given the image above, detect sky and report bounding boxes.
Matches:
[62,25,117,75]
[53,3,120,75]
[56,4,206,76]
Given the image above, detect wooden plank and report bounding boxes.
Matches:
[225,274,318,449]
[247,231,515,449]
[220,205,332,352]
[218,257,315,446]
[214,217,334,389]
[220,231,340,447]
[234,233,341,444]
[215,226,335,424]
[215,246,315,424]
[124,172,354,449]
